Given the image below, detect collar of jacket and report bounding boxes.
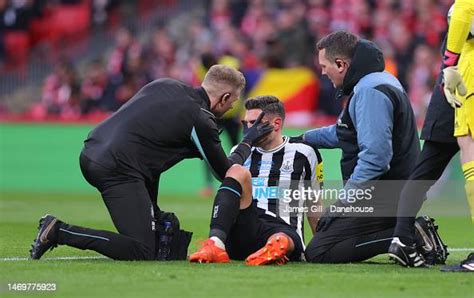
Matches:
[341,39,385,96]
[195,86,211,110]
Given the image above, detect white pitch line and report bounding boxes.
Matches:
[2,249,473,261]
[0,256,108,261]
[448,248,474,252]
[0,247,474,262]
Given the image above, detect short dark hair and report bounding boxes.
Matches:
[244,96,285,120]
[316,31,359,62]
[202,64,246,93]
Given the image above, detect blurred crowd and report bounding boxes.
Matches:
[0,0,127,70]
[7,0,454,121]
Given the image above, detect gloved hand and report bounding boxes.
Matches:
[316,200,346,232]
[442,66,467,108]
[242,112,274,147]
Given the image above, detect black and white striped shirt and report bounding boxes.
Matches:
[238,136,323,245]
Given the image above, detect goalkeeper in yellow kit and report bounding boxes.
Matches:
[441,0,474,272]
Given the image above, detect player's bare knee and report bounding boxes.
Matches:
[226,165,252,209]
[226,164,251,187]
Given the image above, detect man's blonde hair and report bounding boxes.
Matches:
[202,64,246,96]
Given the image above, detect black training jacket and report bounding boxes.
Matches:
[81,78,250,182]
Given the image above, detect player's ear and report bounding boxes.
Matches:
[273,117,283,131]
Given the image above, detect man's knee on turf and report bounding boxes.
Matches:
[114,242,155,261]
[225,165,252,209]
[136,252,155,261]
[304,236,330,263]
[125,240,156,261]
[304,244,325,263]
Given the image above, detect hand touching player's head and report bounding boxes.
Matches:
[243,96,285,147]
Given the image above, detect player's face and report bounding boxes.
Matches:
[318,49,348,88]
[243,109,282,147]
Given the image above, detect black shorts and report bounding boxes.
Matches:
[226,201,304,261]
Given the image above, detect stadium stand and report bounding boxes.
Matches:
[0,0,452,126]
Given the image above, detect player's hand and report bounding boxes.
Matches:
[242,112,274,147]
[316,200,348,232]
[315,215,333,232]
[442,66,467,108]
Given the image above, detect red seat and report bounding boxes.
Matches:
[29,10,55,45]
[50,2,91,41]
[4,30,30,68]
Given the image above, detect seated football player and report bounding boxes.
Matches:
[189,96,323,265]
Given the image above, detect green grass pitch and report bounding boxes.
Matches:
[0,192,473,297]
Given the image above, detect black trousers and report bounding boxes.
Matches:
[56,153,158,260]
[305,216,396,263]
[393,140,459,243]
[305,141,459,263]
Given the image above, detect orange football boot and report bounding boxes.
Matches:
[245,235,290,266]
[189,239,230,263]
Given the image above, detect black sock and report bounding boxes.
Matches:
[393,217,416,246]
[209,177,242,243]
